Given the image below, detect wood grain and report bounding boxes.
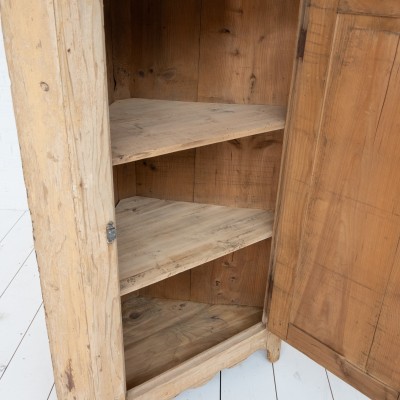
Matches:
[110,98,285,165]
[287,325,399,400]
[367,245,400,392]
[365,43,400,391]
[135,150,195,202]
[290,14,400,370]
[126,323,268,400]
[109,0,132,100]
[190,240,271,307]
[194,132,283,210]
[266,0,341,338]
[116,196,274,295]
[198,0,300,106]
[339,0,400,17]
[122,296,262,388]
[104,0,299,308]
[129,0,201,101]
[0,1,126,398]
[115,163,137,200]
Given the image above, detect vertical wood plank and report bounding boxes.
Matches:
[289,14,400,369]
[110,0,132,100]
[266,0,341,337]
[198,0,300,106]
[0,1,126,398]
[135,150,195,300]
[116,163,137,200]
[103,0,115,104]
[190,240,271,307]
[194,132,283,210]
[365,47,400,388]
[136,150,195,202]
[129,0,202,101]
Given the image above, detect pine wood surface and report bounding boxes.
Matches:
[110,98,285,165]
[105,0,299,307]
[193,131,283,210]
[126,323,268,400]
[266,0,341,338]
[289,13,400,370]
[287,325,399,400]
[268,0,400,396]
[0,1,126,399]
[122,296,262,388]
[197,0,299,106]
[338,0,400,17]
[116,196,274,295]
[140,240,271,307]
[189,240,271,307]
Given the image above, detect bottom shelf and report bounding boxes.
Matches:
[122,296,262,389]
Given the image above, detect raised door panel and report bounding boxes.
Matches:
[268,0,400,398]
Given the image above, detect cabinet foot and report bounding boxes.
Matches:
[266,331,281,363]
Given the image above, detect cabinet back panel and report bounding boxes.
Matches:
[105,0,299,305]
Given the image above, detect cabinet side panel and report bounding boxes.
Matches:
[0,1,126,399]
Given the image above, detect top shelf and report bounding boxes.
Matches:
[110,98,286,165]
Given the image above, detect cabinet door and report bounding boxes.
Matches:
[267,1,400,398]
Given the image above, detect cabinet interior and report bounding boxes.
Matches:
[104,0,300,390]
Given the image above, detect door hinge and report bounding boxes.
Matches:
[106,221,117,244]
[297,27,307,60]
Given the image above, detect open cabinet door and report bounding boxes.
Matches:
[266,1,400,399]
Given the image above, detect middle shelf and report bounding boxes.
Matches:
[116,196,274,295]
[110,98,286,165]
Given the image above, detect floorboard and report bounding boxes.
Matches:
[0,305,54,400]
[273,342,333,400]
[47,385,56,400]
[327,371,370,400]
[0,252,42,378]
[221,350,276,400]
[0,210,23,242]
[0,212,34,296]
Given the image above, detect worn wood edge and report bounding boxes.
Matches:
[117,197,274,296]
[126,323,268,400]
[287,324,399,400]
[263,0,306,325]
[110,99,286,165]
[338,0,400,18]
[112,121,285,165]
[266,331,281,363]
[264,0,341,338]
[119,227,272,296]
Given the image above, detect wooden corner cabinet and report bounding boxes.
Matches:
[2,0,400,399]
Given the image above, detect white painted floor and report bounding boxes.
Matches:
[0,22,370,400]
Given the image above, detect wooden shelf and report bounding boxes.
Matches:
[122,296,262,389]
[110,98,286,165]
[116,196,274,295]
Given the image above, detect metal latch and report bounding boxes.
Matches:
[106,221,117,243]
